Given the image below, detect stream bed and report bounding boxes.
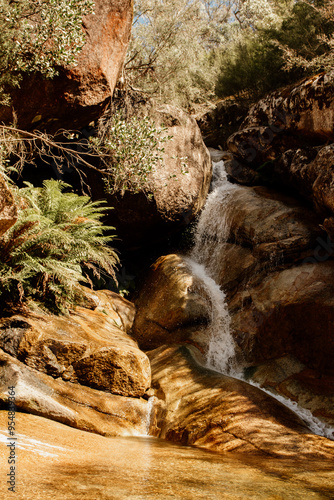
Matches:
[1,411,334,500]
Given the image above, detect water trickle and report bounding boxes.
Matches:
[145,397,155,436]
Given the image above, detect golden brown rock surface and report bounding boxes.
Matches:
[0,348,150,437]
[0,293,149,397]
[1,411,334,499]
[148,346,334,458]
[247,355,334,428]
[132,254,211,350]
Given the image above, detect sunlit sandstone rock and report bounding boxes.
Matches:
[148,345,334,458]
[0,290,150,397]
[0,349,149,437]
[1,411,333,499]
[132,254,211,350]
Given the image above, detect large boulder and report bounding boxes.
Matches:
[227,72,334,169]
[230,262,334,376]
[0,0,133,132]
[191,182,323,293]
[87,105,212,250]
[241,72,334,142]
[132,254,211,350]
[148,346,334,458]
[0,290,150,397]
[0,174,17,238]
[264,144,334,220]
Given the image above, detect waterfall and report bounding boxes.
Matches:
[191,160,238,280]
[187,156,334,440]
[145,397,155,435]
[187,159,241,375]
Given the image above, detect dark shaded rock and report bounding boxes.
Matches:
[230,262,334,376]
[196,100,249,148]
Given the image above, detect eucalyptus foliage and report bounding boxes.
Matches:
[127,0,234,109]
[0,180,118,313]
[0,0,94,103]
[91,111,171,196]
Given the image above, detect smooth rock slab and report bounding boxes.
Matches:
[148,346,334,459]
[0,349,149,437]
[1,412,334,500]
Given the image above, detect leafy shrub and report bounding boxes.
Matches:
[0,179,119,313]
[0,0,94,103]
[215,0,334,102]
[215,35,290,101]
[91,111,171,196]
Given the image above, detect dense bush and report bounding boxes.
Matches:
[215,0,334,101]
[0,0,94,103]
[0,180,118,313]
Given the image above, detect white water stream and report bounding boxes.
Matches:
[187,158,334,441]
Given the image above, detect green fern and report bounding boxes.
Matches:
[0,179,119,313]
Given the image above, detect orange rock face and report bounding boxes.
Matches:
[0,0,133,131]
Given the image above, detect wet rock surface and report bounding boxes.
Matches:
[247,355,334,429]
[148,346,334,458]
[1,411,334,500]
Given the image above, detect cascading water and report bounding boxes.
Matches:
[187,157,334,440]
[187,159,242,376]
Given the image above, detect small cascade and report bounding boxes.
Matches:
[191,160,239,280]
[187,156,334,440]
[187,159,241,375]
[145,397,155,436]
[185,258,237,375]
